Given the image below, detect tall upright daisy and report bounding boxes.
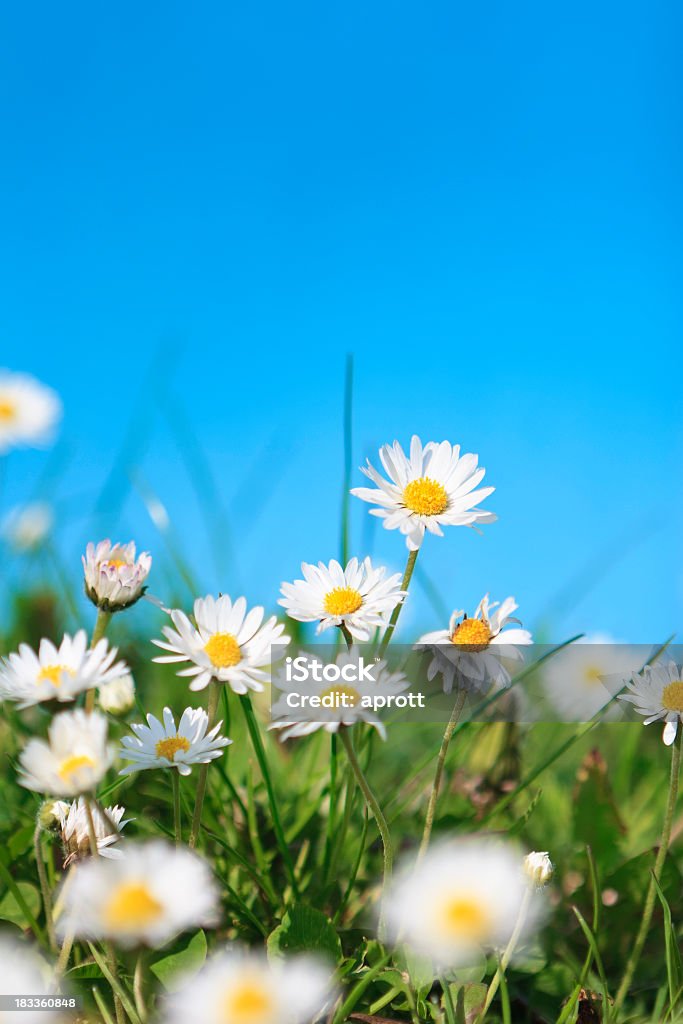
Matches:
[83,539,152,613]
[160,949,333,1024]
[279,557,405,640]
[55,840,220,948]
[153,594,289,693]
[53,797,130,865]
[18,709,114,796]
[416,594,532,693]
[351,435,496,551]
[0,631,128,709]
[385,840,538,967]
[119,706,231,776]
[619,661,683,745]
[0,370,61,453]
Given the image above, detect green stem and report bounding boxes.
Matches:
[418,687,467,860]
[614,727,682,1011]
[239,694,299,895]
[86,609,112,712]
[0,857,45,946]
[134,951,148,1023]
[88,943,140,1024]
[477,886,532,1021]
[85,798,126,1024]
[441,975,457,1024]
[34,821,57,951]
[189,682,220,848]
[322,733,338,886]
[171,771,182,846]
[339,728,393,931]
[378,548,418,655]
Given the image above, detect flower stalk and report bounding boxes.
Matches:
[418,686,467,860]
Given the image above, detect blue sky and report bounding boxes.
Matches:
[1,0,681,642]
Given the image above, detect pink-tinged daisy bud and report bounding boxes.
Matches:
[83,539,152,613]
[524,851,554,888]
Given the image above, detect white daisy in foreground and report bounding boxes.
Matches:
[119,706,231,776]
[2,501,53,552]
[0,370,61,454]
[385,840,538,967]
[543,635,642,722]
[98,672,136,714]
[83,539,152,612]
[619,660,683,745]
[153,594,289,693]
[270,649,410,740]
[0,936,62,1022]
[416,594,532,693]
[56,840,220,948]
[351,435,496,551]
[524,851,554,888]
[18,710,114,796]
[160,948,333,1024]
[53,797,130,865]
[0,630,128,709]
[279,557,405,641]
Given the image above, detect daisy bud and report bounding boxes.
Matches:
[98,672,136,715]
[83,539,152,613]
[524,851,554,888]
[38,799,68,833]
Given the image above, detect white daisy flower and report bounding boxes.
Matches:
[2,501,53,552]
[279,557,405,641]
[0,370,61,454]
[416,594,532,693]
[55,840,220,948]
[385,840,538,968]
[153,594,289,694]
[543,635,642,722]
[160,948,333,1024]
[119,706,231,777]
[351,435,496,551]
[270,649,409,740]
[18,709,114,796]
[52,797,130,865]
[619,660,683,745]
[524,851,554,888]
[83,539,152,613]
[98,672,136,715]
[0,630,128,710]
[0,936,62,1022]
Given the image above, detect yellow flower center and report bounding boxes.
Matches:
[0,398,17,422]
[662,681,683,714]
[403,477,448,516]
[155,735,191,761]
[451,618,492,652]
[441,895,489,941]
[58,754,96,782]
[323,586,363,616]
[583,666,604,684]
[105,882,163,929]
[204,632,242,668]
[319,684,361,707]
[222,982,274,1024]
[103,558,130,570]
[38,664,74,688]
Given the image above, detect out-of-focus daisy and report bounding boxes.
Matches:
[52,797,130,865]
[279,557,405,641]
[2,501,53,552]
[56,840,220,948]
[160,949,333,1024]
[0,630,128,709]
[83,539,152,613]
[543,635,642,722]
[524,851,554,888]
[416,594,532,693]
[98,672,136,715]
[18,709,114,796]
[0,936,62,1022]
[0,370,61,454]
[351,435,495,551]
[619,660,683,745]
[385,840,537,967]
[270,649,409,740]
[153,594,289,694]
[119,706,231,776]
